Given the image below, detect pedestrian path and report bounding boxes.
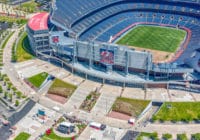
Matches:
[64,80,101,113]
[91,85,121,116]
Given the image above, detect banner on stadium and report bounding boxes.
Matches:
[100,48,114,65]
[52,36,59,43]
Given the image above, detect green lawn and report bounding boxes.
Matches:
[16,32,34,62]
[154,102,200,122]
[117,25,186,52]
[112,97,150,117]
[14,132,30,140]
[28,72,48,88]
[42,129,73,140]
[48,78,77,98]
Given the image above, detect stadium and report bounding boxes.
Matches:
[26,0,200,90]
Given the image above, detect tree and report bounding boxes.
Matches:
[162,133,172,140]
[15,100,19,106]
[191,133,200,140]
[7,83,12,90]
[177,134,187,140]
[0,85,3,93]
[4,92,8,99]
[9,93,12,102]
[16,91,22,99]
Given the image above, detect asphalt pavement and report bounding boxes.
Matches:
[0,99,35,140]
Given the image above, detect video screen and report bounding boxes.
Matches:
[100,48,114,65]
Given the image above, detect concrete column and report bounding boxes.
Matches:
[125,51,129,76]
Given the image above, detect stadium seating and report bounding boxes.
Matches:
[50,0,200,65]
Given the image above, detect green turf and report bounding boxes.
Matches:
[117,25,186,52]
[28,72,48,88]
[14,132,30,140]
[112,97,150,117]
[154,102,200,122]
[16,32,34,62]
[42,129,73,140]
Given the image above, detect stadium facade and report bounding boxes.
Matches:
[27,0,200,90]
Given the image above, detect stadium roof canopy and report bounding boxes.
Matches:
[28,12,49,31]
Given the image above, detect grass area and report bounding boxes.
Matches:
[28,72,48,88]
[48,78,77,98]
[16,0,39,13]
[80,92,100,112]
[42,129,73,140]
[14,132,30,140]
[117,25,186,52]
[136,132,158,140]
[16,32,34,62]
[112,97,150,117]
[153,102,200,122]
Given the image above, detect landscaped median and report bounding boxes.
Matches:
[152,102,200,123]
[80,91,100,112]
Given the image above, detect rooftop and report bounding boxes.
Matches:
[28,12,49,31]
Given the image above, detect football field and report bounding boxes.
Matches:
[116,25,186,53]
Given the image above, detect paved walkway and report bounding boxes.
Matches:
[3,28,36,97]
[64,80,101,112]
[137,123,200,139]
[91,85,121,116]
